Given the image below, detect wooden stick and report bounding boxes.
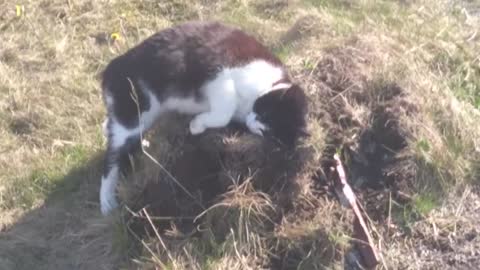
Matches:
[332,154,380,269]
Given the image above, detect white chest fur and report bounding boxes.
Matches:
[203,60,286,122]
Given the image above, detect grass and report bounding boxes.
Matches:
[1,144,93,210]
[1,0,479,269]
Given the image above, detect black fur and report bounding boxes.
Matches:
[253,84,308,146]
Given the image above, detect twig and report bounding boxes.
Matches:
[387,191,392,236]
[125,211,167,268]
[143,208,175,264]
[126,78,205,210]
[331,154,380,269]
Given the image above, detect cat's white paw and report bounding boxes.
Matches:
[248,120,267,136]
[100,177,118,215]
[189,118,206,135]
[246,112,268,136]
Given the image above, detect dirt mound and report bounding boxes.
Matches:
[119,39,419,269]
[122,115,314,233]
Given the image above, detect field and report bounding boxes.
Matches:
[1,0,479,269]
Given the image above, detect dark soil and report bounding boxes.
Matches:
[123,117,312,237]
[121,39,421,269]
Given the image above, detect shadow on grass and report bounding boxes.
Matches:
[0,152,126,270]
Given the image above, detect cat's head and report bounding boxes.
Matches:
[253,84,309,147]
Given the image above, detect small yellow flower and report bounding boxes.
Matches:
[110,32,121,41]
[16,4,25,17]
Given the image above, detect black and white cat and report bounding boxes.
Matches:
[99,21,308,215]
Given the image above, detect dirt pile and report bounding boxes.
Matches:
[119,38,420,269]
[122,114,315,235]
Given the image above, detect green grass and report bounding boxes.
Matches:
[391,192,441,235]
[272,44,294,62]
[1,145,95,210]
[1,0,480,269]
[413,193,439,216]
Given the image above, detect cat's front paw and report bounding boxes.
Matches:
[246,112,268,136]
[189,118,206,135]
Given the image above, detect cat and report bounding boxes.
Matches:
[99,20,309,215]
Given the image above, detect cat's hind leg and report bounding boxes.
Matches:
[100,119,143,215]
[100,81,159,215]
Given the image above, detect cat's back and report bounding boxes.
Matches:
[137,20,283,68]
[101,21,287,105]
[105,21,283,78]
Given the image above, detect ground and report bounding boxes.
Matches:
[0,0,479,269]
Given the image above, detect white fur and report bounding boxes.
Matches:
[164,96,210,114]
[100,166,119,215]
[105,94,114,107]
[246,112,268,136]
[229,60,286,122]
[109,120,136,149]
[189,60,285,133]
[271,82,292,91]
[102,119,108,137]
[100,60,285,215]
[190,76,237,134]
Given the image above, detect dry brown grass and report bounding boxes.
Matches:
[1,0,479,269]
